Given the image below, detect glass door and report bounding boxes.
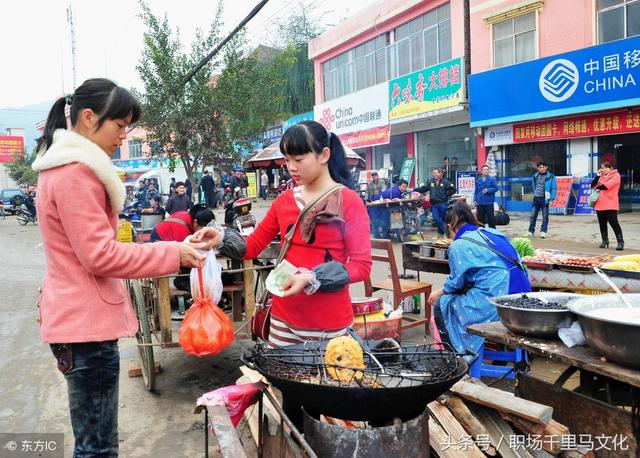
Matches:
[616,145,640,212]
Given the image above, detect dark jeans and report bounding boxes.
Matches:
[476,204,496,229]
[259,185,267,200]
[370,210,390,239]
[431,202,448,235]
[528,197,549,233]
[433,299,453,348]
[50,341,120,458]
[596,210,623,242]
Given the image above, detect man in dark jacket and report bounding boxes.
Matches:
[474,164,498,228]
[414,168,456,235]
[200,170,217,209]
[165,182,192,215]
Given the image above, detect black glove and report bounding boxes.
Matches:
[312,261,350,292]
[218,227,247,260]
[596,184,607,190]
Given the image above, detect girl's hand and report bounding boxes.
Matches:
[281,272,314,297]
[189,227,223,251]
[428,289,444,307]
[179,244,206,268]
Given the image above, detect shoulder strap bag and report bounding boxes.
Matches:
[459,232,526,272]
[251,184,345,341]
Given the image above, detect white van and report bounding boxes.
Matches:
[138,167,189,199]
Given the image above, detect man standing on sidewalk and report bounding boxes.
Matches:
[260,170,269,200]
[200,170,217,209]
[527,161,556,238]
[414,168,456,236]
[474,164,498,228]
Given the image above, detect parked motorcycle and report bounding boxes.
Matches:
[224,187,256,236]
[388,192,423,242]
[17,199,37,225]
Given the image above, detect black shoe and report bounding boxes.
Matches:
[616,242,624,251]
[599,240,609,248]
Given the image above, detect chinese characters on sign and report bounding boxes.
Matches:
[389,57,464,120]
[512,108,640,143]
[0,136,25,163]
[574,177,597,215]
[456,171,476,204]
[549,176,574,215]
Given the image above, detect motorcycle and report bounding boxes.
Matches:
[224,187,256,236]
[17,199,37,225]
[388,192,423,242]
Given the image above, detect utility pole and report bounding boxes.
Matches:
[66,5,78,90]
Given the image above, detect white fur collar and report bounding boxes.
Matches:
[32,129,126,212]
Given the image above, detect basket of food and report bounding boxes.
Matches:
[352,311,402,340]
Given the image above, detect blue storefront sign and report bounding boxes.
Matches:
[469,36,640,127]
[574,177,597,215]
[113,158,170,170]
[283,111,313,132]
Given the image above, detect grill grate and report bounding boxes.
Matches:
[251,341,463,389]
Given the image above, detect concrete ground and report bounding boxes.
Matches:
[1,202,638,457]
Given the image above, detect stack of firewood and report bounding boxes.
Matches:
[428,377,594,458]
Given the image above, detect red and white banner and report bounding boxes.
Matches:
[0,136,25,163]
[339,125,391,149]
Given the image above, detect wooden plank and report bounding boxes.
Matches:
[501,414,566,455]
[428,418,463,458]
[450,380,553,425]
[206,404,248,458]
[241,259,255,339]
[466,321,640,389]
[127,360,161,378]
[516,374,637,457]
[443,396,497,456]
[469,404,534,458]
[157,277,172,344]
[428,401,485,458]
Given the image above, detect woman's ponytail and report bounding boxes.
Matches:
[36,97,69,153]
[328,132,354,189]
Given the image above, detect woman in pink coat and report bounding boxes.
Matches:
[590,160,624,250]
[32,78,210,457]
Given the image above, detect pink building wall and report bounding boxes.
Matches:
[470,0,594,74]
[118,126,151,160]
[309,0,464,104]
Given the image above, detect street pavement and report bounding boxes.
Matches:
[0,201,638,456]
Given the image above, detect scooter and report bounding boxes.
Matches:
[224,188,256,236]
[17,199,37,225]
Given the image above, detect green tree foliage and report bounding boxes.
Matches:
[5,152,38,187]
[135,1,282,191]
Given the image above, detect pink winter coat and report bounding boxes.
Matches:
[33,129,182,343]
[592,169,621,212]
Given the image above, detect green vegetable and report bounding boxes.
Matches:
[511,237,535,258]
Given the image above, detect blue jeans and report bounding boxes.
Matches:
[431,203,448,235]
[528,197,549,233]
[259,185,267,200]
[50,341,120,457]
[369,208,390,239]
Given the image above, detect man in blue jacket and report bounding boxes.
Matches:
[474,164,498,228]
[527,161,557,238]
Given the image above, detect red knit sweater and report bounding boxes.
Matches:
[245,188,372,330]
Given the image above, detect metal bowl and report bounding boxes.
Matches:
[488,292,584,338]
[567,294,640,369]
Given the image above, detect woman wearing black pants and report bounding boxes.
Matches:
[591,161,624,251]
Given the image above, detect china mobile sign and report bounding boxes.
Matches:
[0,136,25,163]
[314,83,390,148]
[470,36,640,126]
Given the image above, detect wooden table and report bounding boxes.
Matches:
[365,197,424,208]
[467,322,639,456]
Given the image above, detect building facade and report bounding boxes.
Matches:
[309,0,477,186]
[469,0,640,212]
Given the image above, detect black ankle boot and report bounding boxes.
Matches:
[599,239,609,248]
[616,241,624,251]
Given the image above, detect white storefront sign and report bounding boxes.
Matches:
[484,124,514,146]
[314,83,389,135]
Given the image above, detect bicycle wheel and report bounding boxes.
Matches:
[129,281,156,391]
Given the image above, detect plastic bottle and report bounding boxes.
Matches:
[412,294,421,314]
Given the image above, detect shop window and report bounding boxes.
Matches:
[597,0,640,43]
[416,125,476,185]
[493,12,536,68]
[128,139,143,159]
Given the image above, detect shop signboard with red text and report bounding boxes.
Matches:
[314,83,390,148]
[549,176,574,215]
[0,136,25,163]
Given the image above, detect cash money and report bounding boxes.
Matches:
[265,259,298,297]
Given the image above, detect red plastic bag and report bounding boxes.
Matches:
[179,266,234,356]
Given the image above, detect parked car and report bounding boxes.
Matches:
[0,188,27,214]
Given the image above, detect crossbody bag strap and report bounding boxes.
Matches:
[164,217,189,227]
[258,184,345,303]
[459,234,526,271]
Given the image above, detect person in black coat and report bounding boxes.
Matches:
[200,170,217,209]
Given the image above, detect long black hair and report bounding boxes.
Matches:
[37,78,141,152]
[445,201,480,235]
[279,120,353,188]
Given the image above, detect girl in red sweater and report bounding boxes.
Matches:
[193,121,372,346]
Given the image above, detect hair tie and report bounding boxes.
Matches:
[64,94,74,105]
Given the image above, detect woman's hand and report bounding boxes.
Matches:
[281,272,314,297]
[189,227,223,251]
[179,244,206,268]
[428,288,444,307]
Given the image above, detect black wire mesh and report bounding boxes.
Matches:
[251,341,463,389]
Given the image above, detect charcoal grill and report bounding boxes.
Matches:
[242,340,470,424]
